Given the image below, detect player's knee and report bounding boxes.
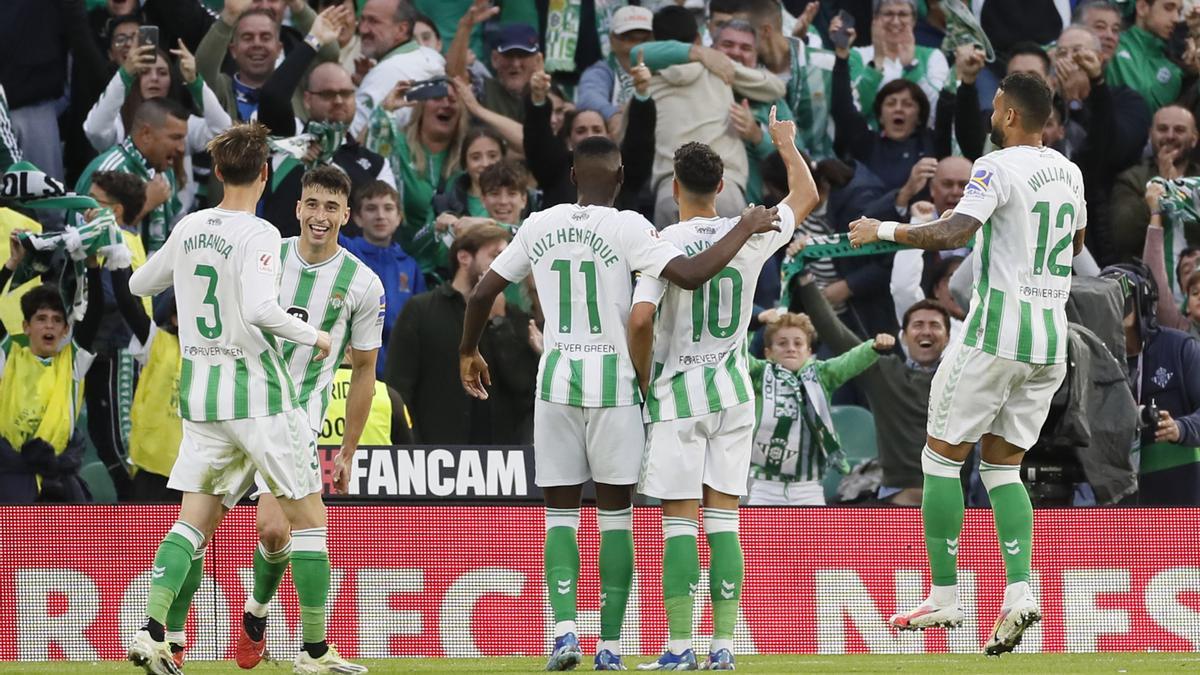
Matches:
[257,515,291,551]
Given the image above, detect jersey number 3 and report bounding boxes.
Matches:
[1031,201,1075,278]
[194,264,223,339]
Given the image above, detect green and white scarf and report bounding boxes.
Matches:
[268,121,348,191]
[1151,176,1199,305]
[544,0,625,73]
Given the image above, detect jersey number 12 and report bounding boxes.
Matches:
[1031,201,1075,278]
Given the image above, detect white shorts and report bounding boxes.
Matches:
[747,477,825,505]
[168,407,321,506]
[533,401,646,487]
[926,341,1067,451]
[251,424,323,501]
[640,401,756,500]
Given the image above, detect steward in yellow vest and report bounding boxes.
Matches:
[0,246,105,503]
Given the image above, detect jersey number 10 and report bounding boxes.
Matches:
[691,268,743,342]
[1031,201,1075,278]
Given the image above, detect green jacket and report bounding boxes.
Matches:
[747,341,879,481]
[1107,25,1182,112]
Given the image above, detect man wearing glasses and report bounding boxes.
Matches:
[256,16,398,239]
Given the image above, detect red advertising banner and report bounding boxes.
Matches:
[1,506,1198,661]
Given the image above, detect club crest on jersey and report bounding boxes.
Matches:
[966,169,992,194]
[330,292,345,309]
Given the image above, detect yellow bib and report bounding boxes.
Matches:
[0,337,80,453]
[318,367,392,446]
[129,329,182,477]
[0,209,43,338]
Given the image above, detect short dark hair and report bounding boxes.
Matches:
[91,171,146,226]
[573,135,621,162]
[710,0,748,15]
[448,223,510,278]
[300,165,352,201]
[132,97,189,132]
[21,285,66,323]
[742,0,782,29]
[353,180,401,213]
[998,71,1054,132]
[902,298,951,332]
[653,5,699,43]
[207,121,271,186]
[105,14,141,48]
[872,79,930,128]
[412,11,438,34]
[1006,41,1051,75]
[1179,246,1200,288]
[673,142,724,195]
[480,159,529,195]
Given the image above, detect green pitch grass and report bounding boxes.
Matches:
[2,653,1199,674]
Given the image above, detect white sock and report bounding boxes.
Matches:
[554,620,577,638]
[1003,580,1031,606]
[709,638,734,653]
[164,630,186,646]
[668,639,691,655]
[595,639,620,655]
[930,584,957,607]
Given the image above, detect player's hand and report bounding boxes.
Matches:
[527,319,544,355]
[1145,182,1166,215]
[1156,410,1182,443]
[848,217,881,247]
[729,99,762,144]
[872,333,896,353]
[631,49,651,97]
[954,43,986,85]
[697,46,736,85]
[460,349,491,399]
[313,330,332,361]
[786,233,809,258]
[332,447,355,494]
[767,104,796,149]
[6,229,27,271]
[737,204,781,235]
[530,53,551,105]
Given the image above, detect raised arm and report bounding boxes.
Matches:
[1144,183,1191,330]
[110,266,152,344]
[73,264,106,352]
[787,272,862,355]
[446,0,498,80]
[766,105,819,220]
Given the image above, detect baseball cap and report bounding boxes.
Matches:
[493,23,539,54]
[611,6,652,35]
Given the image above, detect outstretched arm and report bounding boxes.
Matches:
[767,106,819,221]
[848,211,982,251]
[659,205,781,290]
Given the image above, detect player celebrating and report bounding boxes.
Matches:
[849,73,1085,655]
[124,123,365,675]
[630,111,817,671]
[459,136,780,671]
[155,166,382,671]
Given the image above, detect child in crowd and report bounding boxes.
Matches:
[747,312,893,505]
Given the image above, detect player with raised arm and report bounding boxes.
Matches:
[124,123,365,675]
[155,166,382,671]
[848,72,1086,655]
[458,136,780,671]
[630,110,817,672]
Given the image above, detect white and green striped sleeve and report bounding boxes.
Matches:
[349,273,385,351]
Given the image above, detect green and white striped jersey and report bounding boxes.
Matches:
[127,208,320,422]
[489,203,685,408]
[954,146,1088,365]
[277,238,385,431]
[634,204,797,422]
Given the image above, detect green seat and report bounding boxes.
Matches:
[79,461,117,504]
[823,405,879,503]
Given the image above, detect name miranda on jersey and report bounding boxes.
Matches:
[183,233,234,259]
[1026,165,1080,195]
[529,227,619,267]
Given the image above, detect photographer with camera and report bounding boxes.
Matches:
[1102,261,1200,505]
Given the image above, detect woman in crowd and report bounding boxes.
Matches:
[82,40,231,213]
[432,126,510,231]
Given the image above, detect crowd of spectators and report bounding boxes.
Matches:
[0,0,1198,507]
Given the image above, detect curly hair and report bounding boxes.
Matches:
[673,142,724,195]
[764,312,817,348]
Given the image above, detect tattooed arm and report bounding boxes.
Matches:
[847,211,982,251]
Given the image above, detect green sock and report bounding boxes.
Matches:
[597,508,633,643]
[165,546,205,633]
[662,516,699,644]
[247,541,292,615]
[921,446,965,587]
[703,508,742,641]
[980,462,1033,584]
[290,528,330,644]
[544,508,580,630]
[146,522,203,625]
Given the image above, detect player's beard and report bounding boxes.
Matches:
[989,124,1006,149]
